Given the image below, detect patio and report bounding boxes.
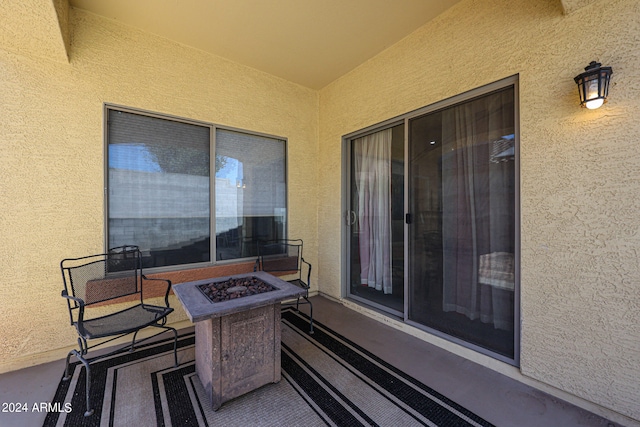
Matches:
[2,0,640,426]
[0,297,618,427]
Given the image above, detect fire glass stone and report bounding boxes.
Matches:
[197,276,277,303]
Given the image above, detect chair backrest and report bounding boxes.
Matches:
[257,239,303,280]
[61,246,142,313]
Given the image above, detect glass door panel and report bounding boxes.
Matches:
[348,125,404,314]
[408,86,516,359]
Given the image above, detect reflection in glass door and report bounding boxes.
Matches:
[408,86,516,359]
[347,125,404,314]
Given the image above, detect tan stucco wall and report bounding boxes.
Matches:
[317,0,639,423]
[561,0,602,14]
[0,0,69,62]
[0,8,318,371]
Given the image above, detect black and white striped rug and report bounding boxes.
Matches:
[44,309,494,426]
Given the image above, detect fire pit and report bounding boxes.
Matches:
[172,271,306,411]
[197,276,276,303]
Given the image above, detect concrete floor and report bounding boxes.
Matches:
[0,296,628,427]
[308,297,624,427]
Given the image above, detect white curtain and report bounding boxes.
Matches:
[441,91,515,331]
[353,129,392,294]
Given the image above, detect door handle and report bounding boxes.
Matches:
[350,211,357,225]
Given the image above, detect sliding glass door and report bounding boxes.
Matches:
[344,78,518,362]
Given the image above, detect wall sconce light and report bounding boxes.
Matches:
[574,61,613,109]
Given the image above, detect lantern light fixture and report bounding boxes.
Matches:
[574,61,613,109]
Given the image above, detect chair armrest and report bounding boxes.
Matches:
[141,275,172,307]
[62,290,87,335]
[301,257,312,288]
[62,289,85,306]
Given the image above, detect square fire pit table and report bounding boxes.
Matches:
[172,271,306,410]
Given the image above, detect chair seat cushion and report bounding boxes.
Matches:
[78,304,174,339]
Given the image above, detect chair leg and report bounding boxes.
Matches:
[152,324,179,367]
[81,357,94,417]
[169,327,178,367]
[130,330,140,352]
[304,296,314,334]
[293,295,314,334]
[63,349,94,417]
[62,350,74,381]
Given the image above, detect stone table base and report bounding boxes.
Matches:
[195,303,281,410]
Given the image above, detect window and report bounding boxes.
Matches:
[106,107,287,269]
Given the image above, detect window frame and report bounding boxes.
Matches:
[103,104,289,273]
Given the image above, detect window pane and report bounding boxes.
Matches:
[215,129,286,261]
[107,109,211,268]
[348,124,405,314]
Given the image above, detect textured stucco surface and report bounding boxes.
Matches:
[561,0,603,14]
[0,0,69,62]
[317,0,639,422]
[0,8,318,371]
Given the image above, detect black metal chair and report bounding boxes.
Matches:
[255,239,314,334]
[60,245,178,417]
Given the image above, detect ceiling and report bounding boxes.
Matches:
[69,0,462,89]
